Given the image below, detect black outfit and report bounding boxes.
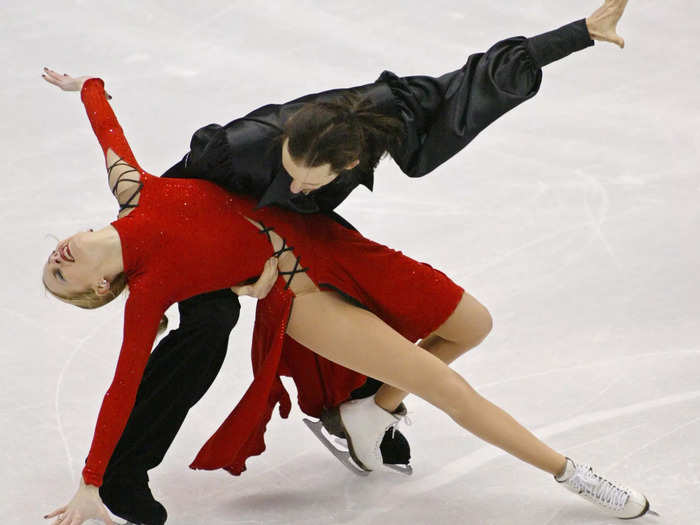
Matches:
[99,20,593,524]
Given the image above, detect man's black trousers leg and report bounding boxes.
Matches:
[100,289,240,525]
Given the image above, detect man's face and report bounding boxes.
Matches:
[281,138,357,194]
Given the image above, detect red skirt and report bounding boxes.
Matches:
[190,209,464,475]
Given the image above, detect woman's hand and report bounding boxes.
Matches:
[231,257,279,299]
[41,67,111,98]
[44,478,115,525]
[586,0,629,48]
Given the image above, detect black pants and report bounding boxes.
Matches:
[101,289,240,485]
[101,167,361,487]
[100,288,393,512]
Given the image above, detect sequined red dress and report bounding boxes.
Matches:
[79,78,464,487]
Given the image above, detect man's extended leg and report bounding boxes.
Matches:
[100,289,240,525]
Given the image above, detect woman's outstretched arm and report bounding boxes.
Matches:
[45,291,166,525]
[42,69,144,215]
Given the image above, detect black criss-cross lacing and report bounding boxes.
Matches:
[257,222,309,290]
[108,157,143,213]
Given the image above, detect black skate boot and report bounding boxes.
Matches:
[379,416,411,466]
[99,473,167,525]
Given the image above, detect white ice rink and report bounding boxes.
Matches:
[3,1,699,523]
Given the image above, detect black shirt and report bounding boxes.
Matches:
[163,19,593,216]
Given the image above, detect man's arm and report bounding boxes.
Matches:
[385,20,594,177]
[385,0,629,177]
[164,116,282,199]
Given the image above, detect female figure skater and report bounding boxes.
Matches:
[43,34,650,525]
[52,3,632,522]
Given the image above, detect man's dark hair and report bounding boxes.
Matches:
[283,93,404,174]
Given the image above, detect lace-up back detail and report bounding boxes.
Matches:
[243,216,317,295]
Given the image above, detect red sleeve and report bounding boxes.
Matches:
[80,77,144,172]
[81,291,165,487]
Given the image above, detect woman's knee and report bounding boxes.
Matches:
[470,300,493,344]
[438,292,493,348]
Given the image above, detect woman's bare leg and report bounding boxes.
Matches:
[374,291,493,412]
[287,291,566,476]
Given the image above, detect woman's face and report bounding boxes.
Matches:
[42,230,103,297]
[282,138,357,194]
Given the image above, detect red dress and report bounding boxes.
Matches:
[79,78,464,486]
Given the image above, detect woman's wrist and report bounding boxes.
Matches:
[80,77,112,100]
[80,477,101,493]
[80,77,103,91]
[81,466,104,488]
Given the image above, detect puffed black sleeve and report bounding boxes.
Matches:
[385,19,594,177]
[167,105,286,199]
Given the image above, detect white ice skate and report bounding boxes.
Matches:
[303,396,412,475]
[556,457,658,519]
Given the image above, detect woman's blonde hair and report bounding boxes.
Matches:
[43,272,168,334]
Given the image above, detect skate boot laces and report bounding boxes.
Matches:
[389,405,412,439]
[568,464,630,512]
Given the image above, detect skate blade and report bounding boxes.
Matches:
[625,499,659,520]
[638,497,660,519]
[385,463,413,476]
[303,418,370,477]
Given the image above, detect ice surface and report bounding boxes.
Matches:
[3,1,699,523]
